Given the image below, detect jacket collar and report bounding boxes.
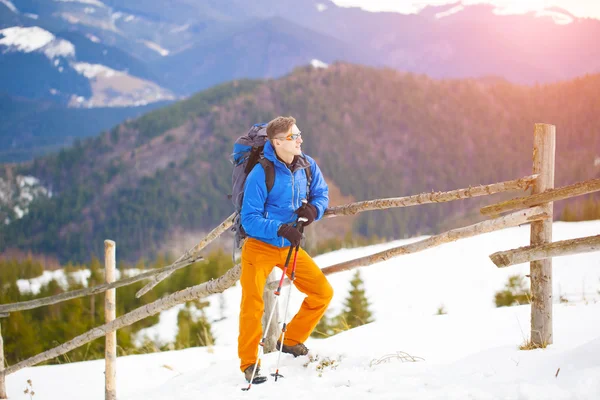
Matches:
[264,140,310,173]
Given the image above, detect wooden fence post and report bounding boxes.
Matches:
[262,269,281,353]
[104,240,117,400]
[0,318,6,399]
[530,124,556,346]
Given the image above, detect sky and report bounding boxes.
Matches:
[331,0,600,20]
[7,220,600,399]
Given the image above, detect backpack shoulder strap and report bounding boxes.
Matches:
[258,158,275,193]
[303,156,312,197]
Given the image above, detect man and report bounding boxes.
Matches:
[239,116,333,383]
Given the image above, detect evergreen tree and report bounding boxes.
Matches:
[340,270,373,329]
[175,302,214,349]
[494,275,530,307]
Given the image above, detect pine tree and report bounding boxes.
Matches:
[340,270,373,329]
[175,302,214,349]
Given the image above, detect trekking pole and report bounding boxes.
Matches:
[242,217,302,391]
[272,210,309,381]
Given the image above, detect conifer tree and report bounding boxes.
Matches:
[340,270,373,329]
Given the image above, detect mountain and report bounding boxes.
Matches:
[2,0,599,101]
[0,93,170,162]
[294,3,600,84]
[154,16,379,95]
[1,64,599,263]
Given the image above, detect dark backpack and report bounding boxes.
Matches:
[230,123,312,257]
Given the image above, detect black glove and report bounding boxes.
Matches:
[277,225,303,247]
[294,203,317,226]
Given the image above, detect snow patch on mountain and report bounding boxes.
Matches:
[536,9,574,25]
[43,38,76,58]
[86,33,100,43]
[0,0,18,13]
[316,3,328,12]
[141,40,170,56]
[72,61,119,78]
[54,0,107,8]
[69,62,176,107]
[0,26,75,59]
[311,59,328,69]
[435,4,464,19]
[0,175,51,225]
[0,26,54,53]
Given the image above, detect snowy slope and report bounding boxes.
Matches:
[5,220,600,399]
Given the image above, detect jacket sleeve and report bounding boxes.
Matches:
[241,164,282,239]
[307,157,329,220]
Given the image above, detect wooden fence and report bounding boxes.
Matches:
[1,123,599,399]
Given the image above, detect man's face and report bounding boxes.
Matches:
[273,124,303,157]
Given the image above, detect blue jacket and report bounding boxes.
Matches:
[241,140,329,247]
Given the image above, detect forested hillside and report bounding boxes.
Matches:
[1,64,598,263]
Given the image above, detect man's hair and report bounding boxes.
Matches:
[266,116,296,140]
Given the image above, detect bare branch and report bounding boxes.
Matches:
[136,213,236,298]
[0,255,203,313]
[324,175,538,218]
[481,178,600,216]
[4,264,242,376]
[490,234,600,268]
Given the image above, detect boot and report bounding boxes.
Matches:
[244,364,267,384]
[276,340,309,357]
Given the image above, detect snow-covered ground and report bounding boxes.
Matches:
[5,220,600,399]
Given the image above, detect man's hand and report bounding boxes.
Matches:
[294,203,317,226]
[277,225,303,247]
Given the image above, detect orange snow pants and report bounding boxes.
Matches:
[238,238,334,372]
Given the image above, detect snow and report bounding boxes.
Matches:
[54,0,106,8]
[535,9,574,25]
[17,268,144,295]
[316,3,328,12]
[0,175,51,222]
[85,33,100,43]
[5,220,600,399]
[435,4,464,19]
[310,59,328,69]
[0,26,75,58]
[24,13,38,19]
[170,24,189,34]
[0,0,17,13]
[0,26,54,53]
[17,269,91,294]
[141,40,170,56]
[18,176,39,188]
[42,38,76,59]
[72,62,121,78]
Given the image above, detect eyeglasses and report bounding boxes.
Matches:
[274,132,302,141]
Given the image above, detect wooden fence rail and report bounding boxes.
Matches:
[490,235,600,268]
[481,178,600,216]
